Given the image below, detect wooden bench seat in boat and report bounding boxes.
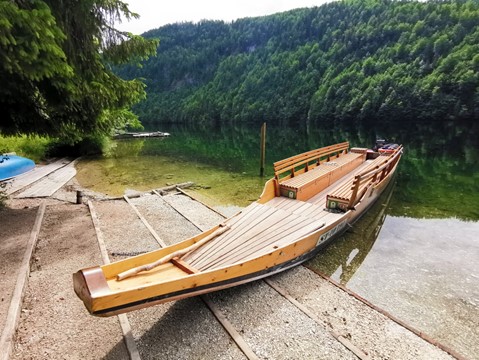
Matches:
[326,146,403,211]
[276,146,367,201]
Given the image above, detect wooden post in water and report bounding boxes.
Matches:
[260,122,266,177]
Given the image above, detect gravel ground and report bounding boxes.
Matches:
[272,267,454,360]
[11,203,128,360]
[128,299,246,360]
[207,282,356,360]
[161,193,226,230]
[128,193,200,246]
[91,200,160,260]
[0,206,37,333]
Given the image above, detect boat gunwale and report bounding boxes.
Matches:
[81,215,352,316]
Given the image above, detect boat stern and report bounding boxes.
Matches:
[73,266,110,316]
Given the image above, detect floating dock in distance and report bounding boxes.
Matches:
[113,131,170,139]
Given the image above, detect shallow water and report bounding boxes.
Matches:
[307,189,479,358]
[77,154,265,207]
[346,216,479,357]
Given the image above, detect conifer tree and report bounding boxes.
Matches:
[0,0,158,141]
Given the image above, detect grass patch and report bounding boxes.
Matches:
[0,135,51,162]
[1,134,111,162]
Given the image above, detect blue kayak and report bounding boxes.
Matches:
[0,154,35,181]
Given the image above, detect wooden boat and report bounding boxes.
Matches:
[73,141,402,317]
[0,154,35,181]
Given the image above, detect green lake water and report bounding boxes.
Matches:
[77,122,479,358]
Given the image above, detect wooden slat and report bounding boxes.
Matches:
[326,148,402,210]
[279,152,365,202]
[285,200,310,213]
[4,158,70,195]
[14,162,76,198]
[282,152,363,189]
[205,216,317,269]
[280,165,331,188]
[236,220,327,265]
[307,159,376,206]
[265,197,295,210]
[196,207,287,269]
[185,206,263,265]
[274,142,349,175]
[265,197,327,221]
[200,210,307,270]
[192,206,284,269]
[299,205,329,220]
[183,203,264,264]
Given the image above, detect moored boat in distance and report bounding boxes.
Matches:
[0,154,35,181]
[73,141,403,317]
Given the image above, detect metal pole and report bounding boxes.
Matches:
[260,123,266,177]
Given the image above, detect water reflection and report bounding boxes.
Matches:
[79,121,479,220]
[307,179,395,284]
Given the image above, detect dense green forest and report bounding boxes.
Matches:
[117,0,479,130]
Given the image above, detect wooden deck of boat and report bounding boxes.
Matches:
[182,159,376,272]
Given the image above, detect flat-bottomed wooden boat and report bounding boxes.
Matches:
[74,141,402,316]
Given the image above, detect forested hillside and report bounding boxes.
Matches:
[118,0,479,129]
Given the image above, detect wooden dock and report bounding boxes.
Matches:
[15,161,76,198]
[3,158,72,196]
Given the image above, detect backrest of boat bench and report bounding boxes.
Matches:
[273,142,349,181]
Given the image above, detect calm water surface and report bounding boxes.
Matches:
[77,122,479,358]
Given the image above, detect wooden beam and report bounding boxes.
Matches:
[123,195,167,248]
[152,190,204,231]
[201,295,260,360]
[87,201,141,360]
[264,278,371,360]
[0,202,46,360]
[170,258,199,274]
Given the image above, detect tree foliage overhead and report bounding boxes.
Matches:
[0,0,158,141]
[119,0,479,129]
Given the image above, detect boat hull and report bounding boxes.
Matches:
[0,155,35,181]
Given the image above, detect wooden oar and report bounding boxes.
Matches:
[116,225,230,281]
